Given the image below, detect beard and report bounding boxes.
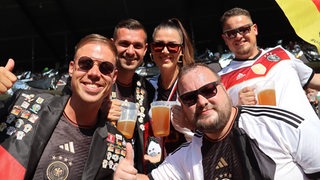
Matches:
[194,97,232,133]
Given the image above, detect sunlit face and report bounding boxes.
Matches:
[113,28,147,72]
[151,28,183,70]
[69,42,118,105]
[221,15,259,59]
[178,66,232,133]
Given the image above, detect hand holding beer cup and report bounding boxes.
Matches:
[117,101,138,139]
[150,101,171,137]
[255,80,276,106]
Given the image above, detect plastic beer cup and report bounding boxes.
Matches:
[151,101,171,137]
[256,80,276,106]
[117,101,138,139]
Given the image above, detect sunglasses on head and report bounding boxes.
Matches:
[150,42,182,53]
[223,24,253,39]
[77,56,114,75]
[179,81,219,107]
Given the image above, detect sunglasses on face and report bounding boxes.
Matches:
[179,81,219,107]
[223,24,253,39]
[150,42,182,53]
[77,56,114,75]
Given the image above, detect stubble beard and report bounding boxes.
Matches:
[194,100,232,133]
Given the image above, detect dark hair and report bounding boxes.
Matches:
[113,18,147,42]
[74,33,117,59]
[220,7,252,27]
[152,18,194,66]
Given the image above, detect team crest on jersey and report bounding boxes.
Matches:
[266,53,280,61]
[46,156,71,180]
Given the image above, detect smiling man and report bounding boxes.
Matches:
[102,19,156,174]
[218,7,320,124]
[0,34,130,179]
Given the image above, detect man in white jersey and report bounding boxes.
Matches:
[114,63,320,180]
[218,7,320,121]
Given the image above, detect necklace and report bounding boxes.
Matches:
[63,111,94,129]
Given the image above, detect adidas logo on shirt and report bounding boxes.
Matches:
[59,141,75,153]
[215,157,228,169]
[236,73,246,80]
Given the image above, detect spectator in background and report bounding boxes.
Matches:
[148,18,195,160]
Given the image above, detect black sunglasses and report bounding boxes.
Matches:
[223,24,253,39]
[77,56,114,75]
[150,42,182,53]
[179,81,219,106]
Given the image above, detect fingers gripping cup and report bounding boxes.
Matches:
[117,101,138,139]
[151,101,171,137]
[255,80,276,106]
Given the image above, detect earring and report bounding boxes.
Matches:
[149,53,154,61]
[177,54,183,64]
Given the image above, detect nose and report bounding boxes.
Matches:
[234,32,243,39]
[162,46,170,53]
[126,44,135,55]
[197,94,209,107]
[87,62,100,78]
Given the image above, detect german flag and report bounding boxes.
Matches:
[276,0,320,52]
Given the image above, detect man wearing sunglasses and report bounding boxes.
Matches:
[114,63,320,180]
[102,19,157,174]
[0,34,129,179]
[218,7,320,122]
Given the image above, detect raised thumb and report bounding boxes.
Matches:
[5,58,15,72]
[125,143,134,165]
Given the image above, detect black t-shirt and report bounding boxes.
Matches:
[33,115,95,179]
[201,132,244,180]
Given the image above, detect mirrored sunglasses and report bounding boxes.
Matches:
[77,56,114,75]
[150,42,182,53]
[179,81,219,106]
[223,24,253,39]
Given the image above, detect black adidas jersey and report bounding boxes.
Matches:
[33,115,94,179]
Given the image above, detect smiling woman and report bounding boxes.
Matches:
[147,17,195,158]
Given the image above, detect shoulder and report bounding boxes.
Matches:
[238,105,305,129]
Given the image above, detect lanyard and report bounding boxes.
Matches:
[167,79,178,101]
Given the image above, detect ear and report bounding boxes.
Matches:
[221,34,228,43]
[143,43,148,56]
[221,34,230,47]
[252,24,258,35]
[112,69,118,84]
[69,61,75,77]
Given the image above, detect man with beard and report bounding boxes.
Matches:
[113,63,320,180]
[102,19,156,173]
